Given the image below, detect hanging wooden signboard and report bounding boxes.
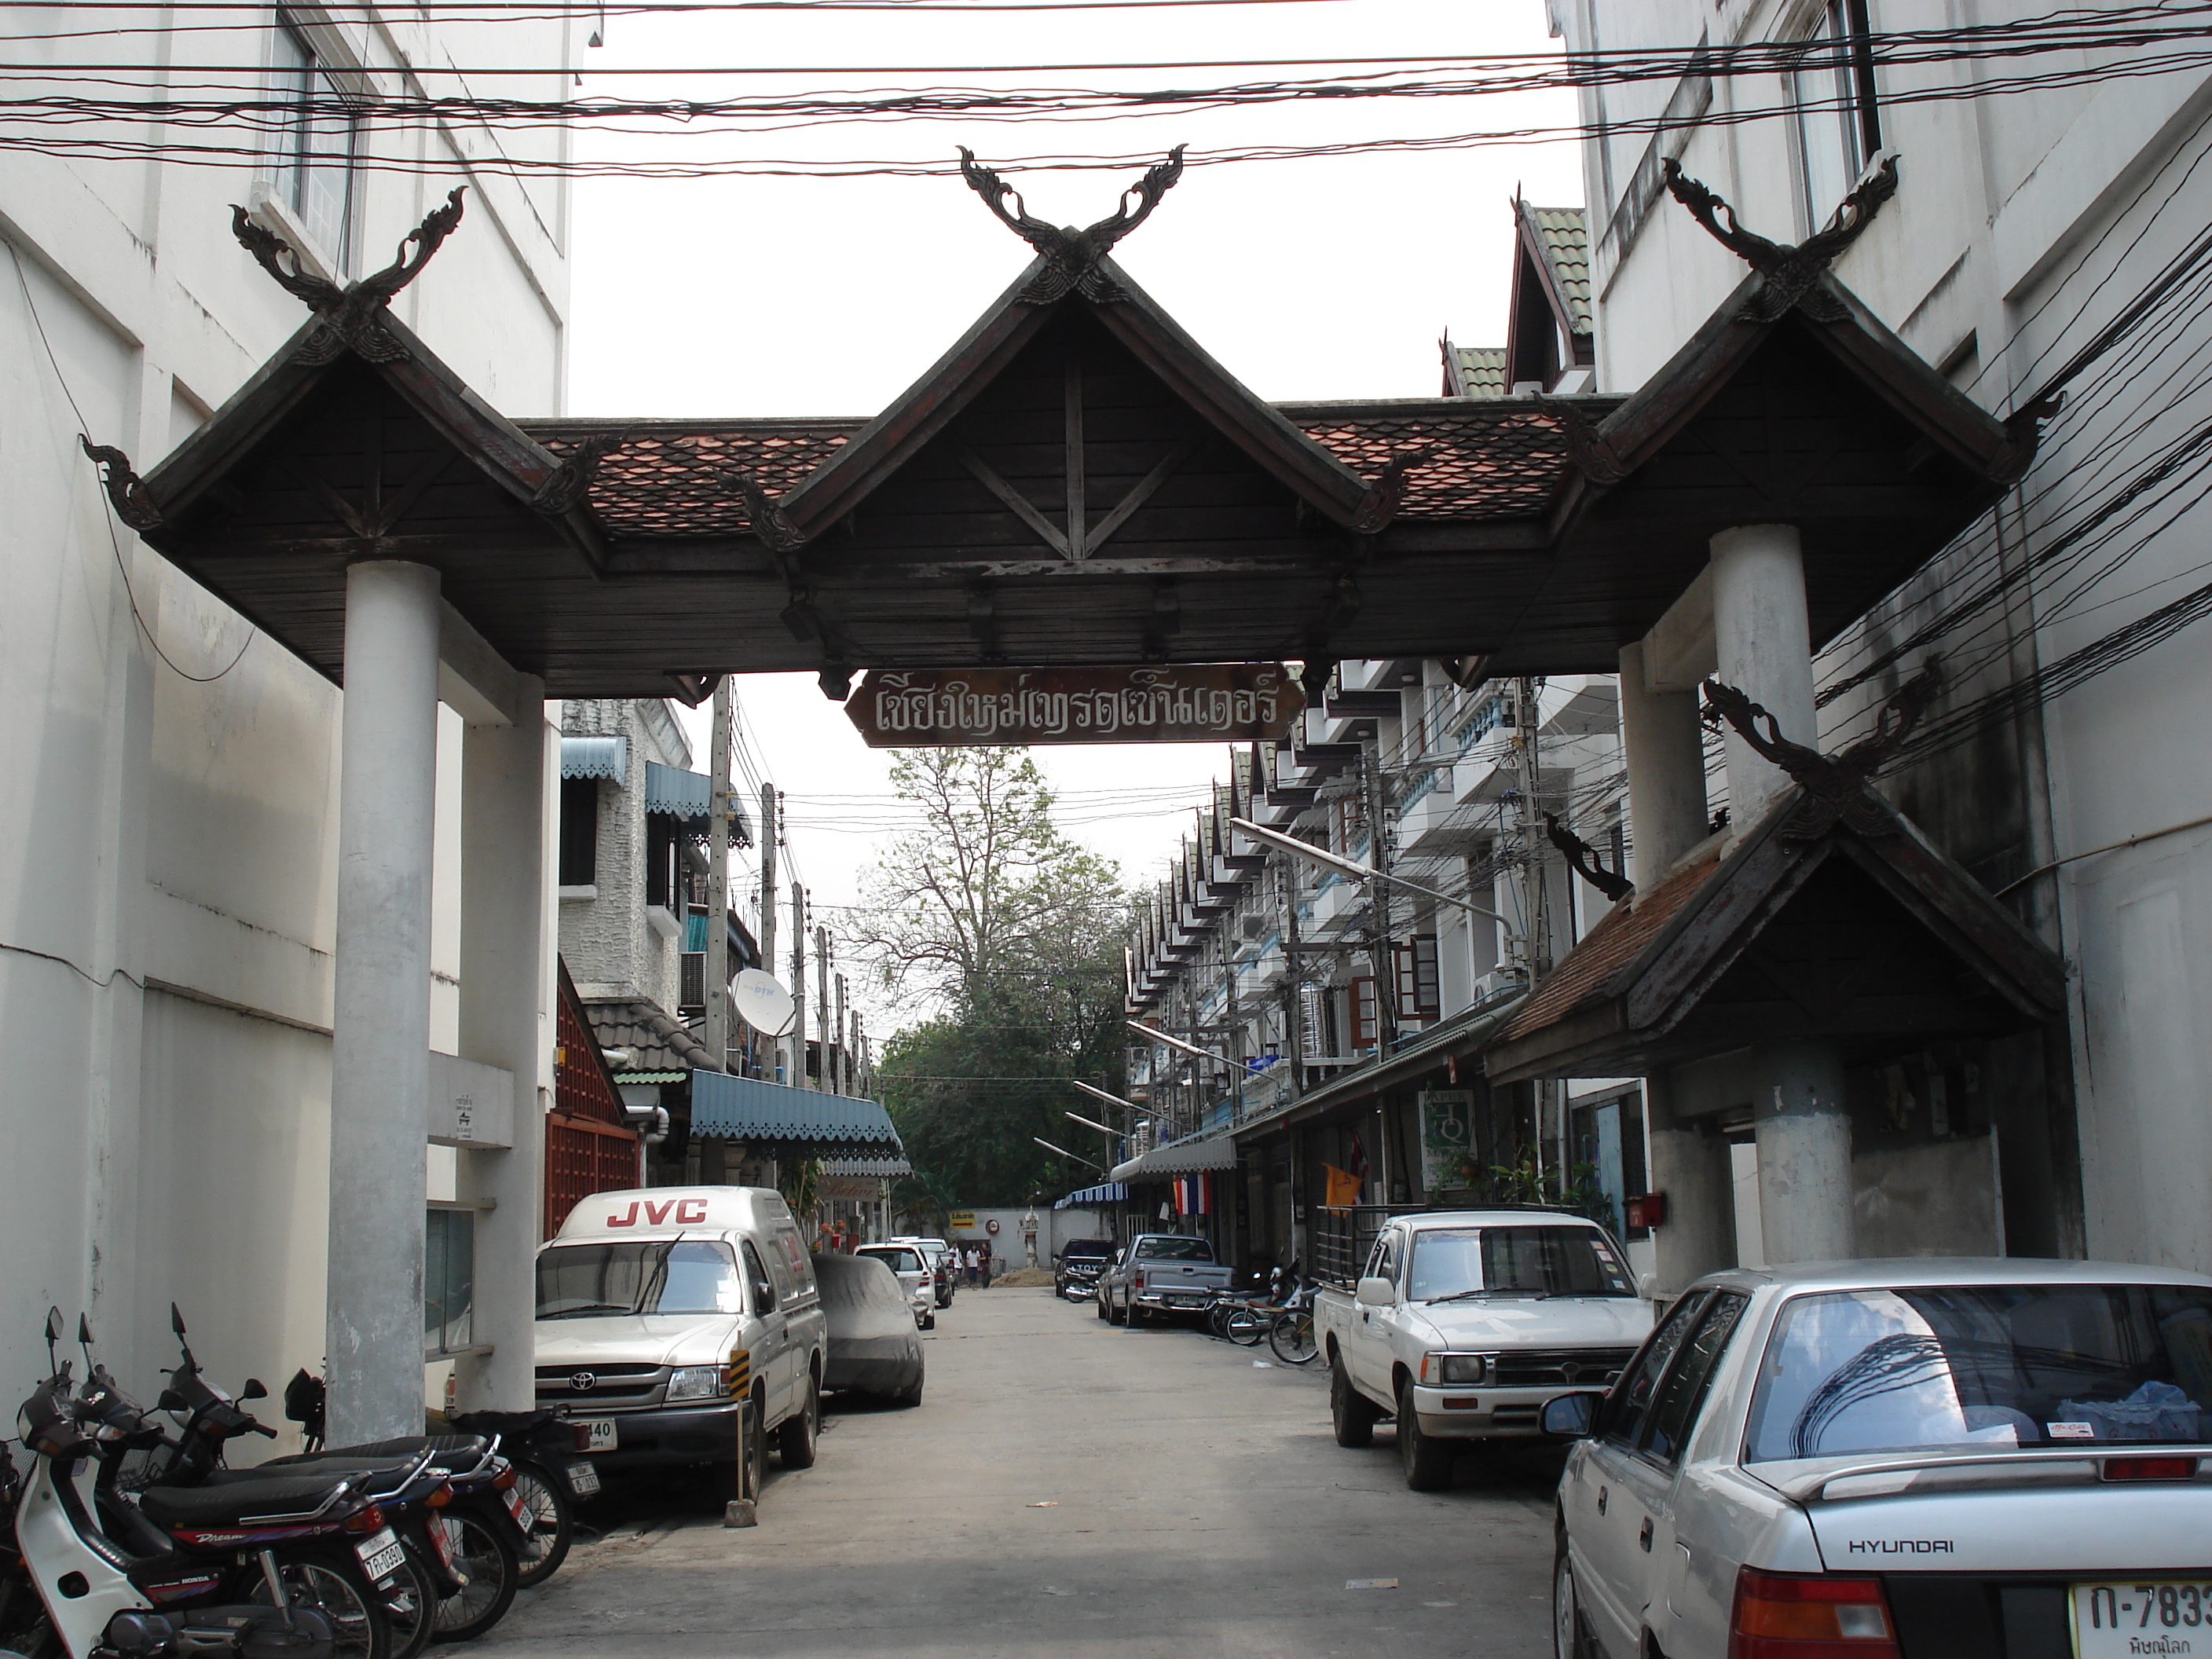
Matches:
[846,665,1305,748]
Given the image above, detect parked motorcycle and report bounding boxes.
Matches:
[5,1309,392,1659]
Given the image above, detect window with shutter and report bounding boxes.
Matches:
[1350,976,1378,1046]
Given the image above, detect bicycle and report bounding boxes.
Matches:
[1267,1296,1318,1364]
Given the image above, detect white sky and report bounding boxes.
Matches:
[562,0,1581,1034]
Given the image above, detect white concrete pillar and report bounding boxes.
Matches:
[452,692,554,1412]
[1617,642,1709,890]
[1709,524,1816,828]
[1644,1070,1737,1299]
[1752,1041,1855,1265]
[328,560,443,1443]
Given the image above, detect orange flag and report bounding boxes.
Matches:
[1322,1163,1362,1209]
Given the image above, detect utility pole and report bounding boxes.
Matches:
[758,782,779,1077]
[834,972,849,1096]
[704,677,733,1076]
[1364,753,1398,1053]
[815,925,832,1100]
[1280,854,1306,1099]
[790,882,809,1090]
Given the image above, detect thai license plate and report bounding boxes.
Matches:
[355,1528,405,1582]
[566,1459,601,1496]
[2074,1580,2212,1657]
[580,1418,617,1452]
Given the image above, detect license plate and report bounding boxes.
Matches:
[566,1459,600,1496]
[505,1489,529,1523]
[580,1418,617,1452]
[2074,1580,2212,1656]
[355,1528,405,1583]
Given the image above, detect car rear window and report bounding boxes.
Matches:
[862,1247,922,1273]
[1137,1237,1214,1261]
[1745,1284,2212,1461]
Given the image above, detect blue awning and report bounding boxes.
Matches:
[559,735,628,782]
[646,761,752,846]
[690,1068,902,1152]
[1054,1182,1129,1210]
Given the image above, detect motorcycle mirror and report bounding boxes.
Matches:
[241,1379,268,1401]
[77,1313,94,1350]
[170,1302,186,1337]
[45,1307,64,1343]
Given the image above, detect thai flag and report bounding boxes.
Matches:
[1348,1132,1371,1186]
[1173,1173,1211,1216]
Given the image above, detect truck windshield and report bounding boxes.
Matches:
[536,1242,745,1318]
[1745,1284,2212,1462]
[1408,1226,1635,1302]
[1139,1237,1214,1261]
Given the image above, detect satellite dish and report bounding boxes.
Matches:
[732,969,797,1039]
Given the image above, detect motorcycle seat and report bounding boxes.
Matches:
[267,1434,490,1473]
[207,1456,418,1488]
[138,1474,355,1529]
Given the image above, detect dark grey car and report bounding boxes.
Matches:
[813,1253,924,1408]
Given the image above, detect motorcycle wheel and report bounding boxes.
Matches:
[430,1507,519,1643]
[380,1548,439,1659]
[1225,1306,1268,1346]
[254,1545,392,1659]
[509,1459,574,1589]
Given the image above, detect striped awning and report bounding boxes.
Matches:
[689,1068,902,1154]
[1111,1132,1239,1184]
[1054,1181,1129,1210]
[645,761,752,845]
[559,735,628,782]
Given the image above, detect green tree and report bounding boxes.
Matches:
[855,749,1130,1207]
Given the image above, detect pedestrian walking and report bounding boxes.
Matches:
[980,1239,994,1285]
[963,1244,979,1287]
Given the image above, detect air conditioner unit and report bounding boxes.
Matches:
[1470,967,1529,1006]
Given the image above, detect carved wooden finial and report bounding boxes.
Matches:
[79,434,163,532]
[1700,660,1942,839]
[1544,812,1633,902]
[1661,156,1897,323]
[229,186,467,364]
[958,147,1186,305]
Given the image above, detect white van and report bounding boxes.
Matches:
[534,1185,828,1479]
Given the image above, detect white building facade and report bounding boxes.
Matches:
[1551,0,2212,1273]
[0,9,573,1419]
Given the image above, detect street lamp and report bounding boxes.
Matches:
[1228,815,1505,923]
[1073,1079,1141,1114]
[1033,1136,1104,1173]
[1065,1109,1119,1137]
[1126,1020,1218,1060]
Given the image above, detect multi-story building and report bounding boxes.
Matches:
[0,8,574,1416]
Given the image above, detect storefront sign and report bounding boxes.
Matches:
[846,665,1304,748]
[1419,1090,1476,1193]
[947,1210,976,1232]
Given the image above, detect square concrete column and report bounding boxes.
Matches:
[328,560,443,1444]
[1617,641,1710,890]
[453,693,555,1412]
[1644,1069,1736,1299]
[1751,1041,1855,1265]
[1709,523,1817,828]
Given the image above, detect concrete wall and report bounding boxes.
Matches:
[0,8,572,1405]
[1555,0,2212,1271]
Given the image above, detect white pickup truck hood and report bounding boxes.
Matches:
[533,1313,745,1371]
[1408,1296,1652,1350]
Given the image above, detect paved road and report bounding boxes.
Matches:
[486,1287,1560,1658]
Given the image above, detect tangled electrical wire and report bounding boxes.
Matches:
[5,3,2212,175]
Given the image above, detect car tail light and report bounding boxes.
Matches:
[1729,1569,1899,1659]
[1135,1272,1146,1291]
[340,1503,386,1536]
[2104,1456,2199,1481]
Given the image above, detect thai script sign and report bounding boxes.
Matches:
[847,665,1303,747]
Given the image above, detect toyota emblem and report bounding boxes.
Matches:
[1561,1364,1582,1382]
[568,1372,596,1393]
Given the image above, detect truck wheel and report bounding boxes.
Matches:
[1095,1292,1108,1320]
[1397,1377,1456,1491]
[1127,1300,1147,1328]
[778,1374,819,1469]
[1331,1359,1379,1448]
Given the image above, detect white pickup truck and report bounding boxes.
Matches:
[1316,1209,1654,1490]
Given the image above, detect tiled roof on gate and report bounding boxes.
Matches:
[1525,205,1592,335]
[1493,847,1726,1046]
[527,397,1607,538]
[528,421,860,539]
[1285,398,1614,519]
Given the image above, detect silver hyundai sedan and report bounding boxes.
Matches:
[1544,1258,2212,1659]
